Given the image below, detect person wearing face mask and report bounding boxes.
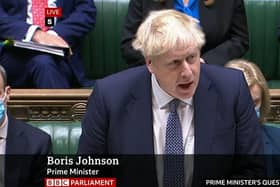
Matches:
[0,65,52,187]
[225,59,280,176]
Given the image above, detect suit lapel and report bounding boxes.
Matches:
[193,67,217,154]
[121,68,158,187]
[123,68,154,154]
[6,117,26,154]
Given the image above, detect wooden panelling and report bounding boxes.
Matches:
[7,89,280,123]
[7,89,92,121]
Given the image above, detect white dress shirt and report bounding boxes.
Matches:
[0,114,8,155]
[0,114,8,187]
[151,74,194,187]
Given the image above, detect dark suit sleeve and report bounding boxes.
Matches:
[120,0,146,67]
[234,73,265,176]
[52,0,96,46]
[30,135,52,187]
[202,0,249,66]
[78,82,108,154]
[0,2,30,40]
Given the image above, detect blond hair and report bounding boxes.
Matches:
[132,9,205,59]
[225,59,270,123]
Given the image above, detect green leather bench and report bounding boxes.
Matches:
[82,0,280,84]
[25,0,280,154]
[243,0,280,88]
[82,0,129,79]
[32,122,81,154]
[7,89,90,154]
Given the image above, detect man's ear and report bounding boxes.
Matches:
[145,59,153,73]
[5,86,11,102]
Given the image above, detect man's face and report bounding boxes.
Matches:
[146,45,201,100]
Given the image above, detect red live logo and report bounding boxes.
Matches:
[45,8,62,18]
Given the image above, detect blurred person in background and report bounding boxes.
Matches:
[225,59,270,123]
[0,65,52,187]
[121,0,249,67]
[226,59,280,177]
[0,0,96,88]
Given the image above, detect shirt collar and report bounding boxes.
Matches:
[0,114,8,139]
[151,74,193,109]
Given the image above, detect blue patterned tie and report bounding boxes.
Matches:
[164,99,184,187]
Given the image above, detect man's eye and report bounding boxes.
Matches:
[168,60,180,66]
[173,60,181,64]
[186,54,197,64]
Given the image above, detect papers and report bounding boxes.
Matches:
[1,39,72,57]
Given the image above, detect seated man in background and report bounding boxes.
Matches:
[0,0,96,88]
[78,10,264,187]
[0,65,52,186]
[226,59,280,177]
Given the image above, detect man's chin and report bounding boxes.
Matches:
[176,86,195,99]
[175,91,194,100]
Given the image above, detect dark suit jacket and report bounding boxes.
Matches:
[121,0,249,66]
[262,124,280,177]
[0,0,96,86]
[78,64,264,186]
[5,116,52,187]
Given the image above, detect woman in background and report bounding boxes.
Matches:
[226,59,280,177]
[225,59,270,123]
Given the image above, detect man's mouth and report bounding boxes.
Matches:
[178,82,193,89]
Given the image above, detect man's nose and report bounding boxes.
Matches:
[180,60,192,77]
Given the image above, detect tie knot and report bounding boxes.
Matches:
[169,99,180,113]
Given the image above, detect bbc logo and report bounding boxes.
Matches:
[45,178,69,187]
